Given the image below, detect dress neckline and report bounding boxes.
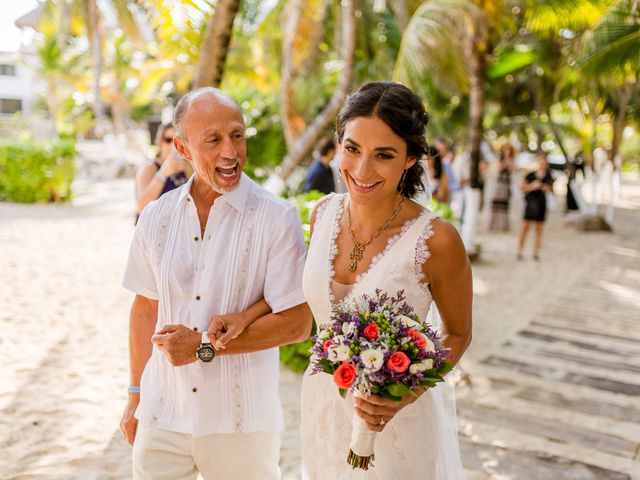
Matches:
[327,195,428,306]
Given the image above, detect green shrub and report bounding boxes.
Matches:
[0,140,76,203]
[279,190,326,373]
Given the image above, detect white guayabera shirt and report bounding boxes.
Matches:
[123,173,307,437]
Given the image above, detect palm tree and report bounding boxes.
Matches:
[394,0,490,253]
[265,0,356,192]
[577,0,640,162]
[193,0,242,88]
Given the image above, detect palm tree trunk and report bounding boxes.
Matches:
[85,0,107,135]
[279,0,303,151]
[611,79,635,165]
[266,0,356,193]
[193,0,241,88]
[467,32,485,189]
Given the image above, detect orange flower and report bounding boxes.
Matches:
[407,329,427,348]
[363,323,379,340]
[387,352,410,373]
[333,361,357,389]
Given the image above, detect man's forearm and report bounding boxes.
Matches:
[218,303,312,355]
[129,295,158,386]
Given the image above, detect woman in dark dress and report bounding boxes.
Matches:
[134,122,189,220]
[517,152,554,260]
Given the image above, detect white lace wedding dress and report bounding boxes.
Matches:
[301,193,466,480]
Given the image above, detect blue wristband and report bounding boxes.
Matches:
[128,386,141,394]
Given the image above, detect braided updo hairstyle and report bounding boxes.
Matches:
[336,81,429,198]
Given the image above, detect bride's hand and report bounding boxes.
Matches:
[353,389,426,432]
[207,311,252,350]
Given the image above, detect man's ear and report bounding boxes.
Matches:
[174,137,191,161]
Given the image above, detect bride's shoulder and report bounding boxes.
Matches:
[417,213,466,263]
[310,192,343,234]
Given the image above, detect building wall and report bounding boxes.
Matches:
[0,51,36,116]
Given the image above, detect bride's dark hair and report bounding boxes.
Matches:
[336,81,428,198]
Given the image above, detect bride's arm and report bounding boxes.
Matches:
[354,218,472,432]
[423,218,473,366]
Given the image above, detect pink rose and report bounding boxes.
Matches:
[387,352,410,373]
[407,329,427,348]
[333,361,357,390]
[323,339,332,352]
[363,323,379,341]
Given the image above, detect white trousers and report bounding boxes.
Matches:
[132,424,281,480]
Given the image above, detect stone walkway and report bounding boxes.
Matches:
[457,193,640,479]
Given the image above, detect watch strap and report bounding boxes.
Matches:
[201,330,211,345]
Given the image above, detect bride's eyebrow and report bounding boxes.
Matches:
[344,138,398,154]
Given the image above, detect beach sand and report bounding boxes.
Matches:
[1,175,638,479]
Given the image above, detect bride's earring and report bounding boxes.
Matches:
[398,169,408,193]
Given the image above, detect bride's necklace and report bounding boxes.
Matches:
[346,196,404,272]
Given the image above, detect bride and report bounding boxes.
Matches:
[301,81,472,479]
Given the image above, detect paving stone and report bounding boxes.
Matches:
[460,439,631,480]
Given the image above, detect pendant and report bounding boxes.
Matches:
[349,242,364,272]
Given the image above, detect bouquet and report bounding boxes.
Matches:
[309,289,452,470]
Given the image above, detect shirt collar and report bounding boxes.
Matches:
[178,172,251,213]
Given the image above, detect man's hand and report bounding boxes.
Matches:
[120,395,140,446]
[152,324,200,366]
[208,311,252,350]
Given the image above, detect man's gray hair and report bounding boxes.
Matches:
[173,87,241,139]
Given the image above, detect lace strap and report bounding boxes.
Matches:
[313,193,336,228]
[414,212,437,292]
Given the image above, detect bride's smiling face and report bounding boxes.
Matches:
[338,116,416,202]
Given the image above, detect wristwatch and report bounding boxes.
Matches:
[196,331,215,362]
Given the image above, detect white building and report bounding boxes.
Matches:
[0,50,36,117]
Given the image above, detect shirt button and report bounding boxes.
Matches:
[193,326,199,332]
[194,236,199,241]
[187,197,192,202]
[195,295,201,301]
[192,387,198,393]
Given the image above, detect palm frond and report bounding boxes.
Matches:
[577,0,640,76]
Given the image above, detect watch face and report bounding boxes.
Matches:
[198,345,215,362]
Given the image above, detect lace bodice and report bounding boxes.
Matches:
[303,193,440,331]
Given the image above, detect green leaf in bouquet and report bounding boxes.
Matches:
[386,384,416,399]
[381,390,403,401]
[440,362,454,375]
[319,359,336,374]
[339,388,347,398]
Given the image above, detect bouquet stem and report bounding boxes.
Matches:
[348,412,377,470]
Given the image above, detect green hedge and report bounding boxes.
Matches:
[0,140,76,203]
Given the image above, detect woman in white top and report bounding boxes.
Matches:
[300,82,473,479]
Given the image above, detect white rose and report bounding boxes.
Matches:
[400,315,420,329]
[328,344,351,362]
[342,322,358,337]
[318,329,331,340]
[409,358,434,375]
[424,338,436,353]
[360,349,384,372]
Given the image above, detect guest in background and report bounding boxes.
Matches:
[426,146,449,204]
[302,138,336,194]
[134,123,189,220]
[517,152,554,260]
[489,143,516,231]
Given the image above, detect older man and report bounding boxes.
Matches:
[120,87,312,480]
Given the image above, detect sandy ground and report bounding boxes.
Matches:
[0,173,638,479]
